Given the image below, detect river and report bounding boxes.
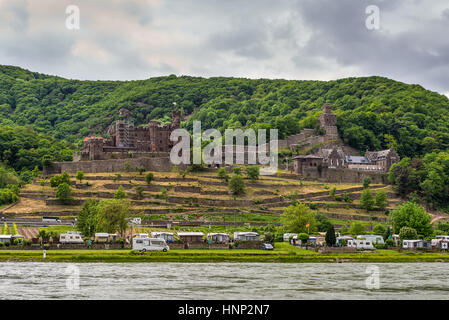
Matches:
[0,262,448,299]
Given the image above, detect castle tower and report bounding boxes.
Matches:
[318,104,338,138]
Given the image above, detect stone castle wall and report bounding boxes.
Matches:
[43,157,179,177]
[300,167,387,184]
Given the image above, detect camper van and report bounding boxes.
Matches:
[151,232,175,243]
[233,232,260,241]
[347,239,375,250]
[133,237,169,252]
[60,232,84,244]
[356,235,384,245]
[207,233,229,244]
[94,233,117,243]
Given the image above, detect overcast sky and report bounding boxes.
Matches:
[1,0,448,96]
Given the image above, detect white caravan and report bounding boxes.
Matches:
[133,237,169,252]
[356,235,384,245]
[347,239,375,250]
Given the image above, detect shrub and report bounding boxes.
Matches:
[52,172,71,188]
[228,174,246,196]
[114,186,127,199]
[245,166,260,181]
[329,187,336,197]
[145,172,154,185]
[55,183,73,204]
[76,171,85,183]
[217,168,229,182]
[232,167,242,175]
[135,186,144,200]
[399,226,418,240]
[375,190,388,210]
[360,188,374,211]
[363,177,371,189]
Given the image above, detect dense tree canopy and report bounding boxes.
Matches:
[0,66,448,159]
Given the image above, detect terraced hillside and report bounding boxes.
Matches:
[3,170,403,230]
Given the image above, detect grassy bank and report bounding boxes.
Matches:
[1,246,449,263]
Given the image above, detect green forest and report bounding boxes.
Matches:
[0,65,448,209]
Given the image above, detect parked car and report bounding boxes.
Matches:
[133,237,169,252]
[261,243,274,250]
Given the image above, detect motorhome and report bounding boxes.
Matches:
[207,233,229,244]
[233,232,260,241]
[336,236,353,246]
[134,233,149,239]
[283,233,298,242]
[132,237,169,252]
[347,239,375,250]
[60,232,84,244]
[94,233,117,243]
[402,240,430,249]
[151,232,175,243]
[432,235,449,247]
[356,235,384,245]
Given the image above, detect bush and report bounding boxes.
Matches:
[363,177,371,189]
[217,168,229,181]
[55,182,73,204]
[385,238,395,247]
[0,188,19,205]
[228,174,246,196]
[76,171,85,183]
[50,172,71,188]
[114,186,127,199]
[145,172,154,185]
[245,166,260,181]
[264,232,275,243]
[232,167,242,175]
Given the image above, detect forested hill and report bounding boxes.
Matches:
[1,65,449,159]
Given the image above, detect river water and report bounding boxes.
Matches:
[0,262,448,299]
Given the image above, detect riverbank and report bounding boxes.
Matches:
[1,247,449,263]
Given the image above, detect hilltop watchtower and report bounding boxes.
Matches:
[318,104,338,138]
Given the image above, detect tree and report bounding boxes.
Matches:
[298,233,309,246]
[245,166,260,181]
[76,171,85,183]
[228,174,246,196]
[124,161,131,172]
[390,201,432,236]
[372,224,386,235]
[329,187,336,197]
[325,225,336,247]
[316,213,333,232]
[350,221,365,235]
[2,222,8,235]
[11,222,18,235]
[50,171,71,188]
[217,168,229,182]
[363,177,371,189]
[55,182,73,204]
[232,167,242,175]
[96,199,129,237]
[264,232,275,244]
[360,188,374,211]
[280,203,317,234]
[383,226,392,241]
[145,172,154,185]
[77,199,99,237]
[399,226,418,240]
[375,190,388,210]
[135,186,144,200]
[114,185,127,199]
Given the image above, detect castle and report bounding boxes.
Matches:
[290,105,399,183]
[75,110,181,161]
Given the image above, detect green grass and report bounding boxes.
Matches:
[1,247,449,263]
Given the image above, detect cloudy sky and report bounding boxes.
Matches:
[1,0,449,96]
